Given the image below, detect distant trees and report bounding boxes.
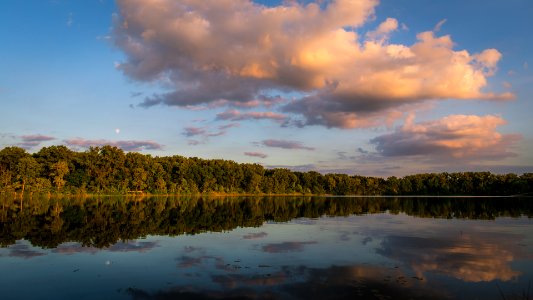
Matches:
[0,145,531,196]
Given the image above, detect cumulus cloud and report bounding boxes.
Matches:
[260,139,315,150]
[370,114,520,160]
[244,152,268,159]
[113,0,511,129]
[64,138,163,151]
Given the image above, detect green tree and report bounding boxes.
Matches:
[16,156,41,194]
[51,161,69,191]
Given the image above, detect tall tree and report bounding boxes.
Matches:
[15,156,40,195]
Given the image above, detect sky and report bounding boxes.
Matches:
[0,0,532,177]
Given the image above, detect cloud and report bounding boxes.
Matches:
[16,134,56,149]
[261,241,317,253]
[433,19,447,32]
[20,134,56,142]
[244,152,268,159]
[219,123,240,130]
[216,110,287,122]
[113,0,511,129]
[370,114,520,160]
[182,124,239,145]
[366,17,398,41]
[67,12,73,27]
[260,139,315,150]
[183,127,208,138]
[64,138,163,151]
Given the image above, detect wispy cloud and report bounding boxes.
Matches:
[66,12,73,27]
[216,110,287,122]
[244,152,268,159]
[64,138,163,151]
[20,134,55,142]
[260,139,315,151]
[15,134,56,149]
[433,18,447,32]
[182,123,239,145]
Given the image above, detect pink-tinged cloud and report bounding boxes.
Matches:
[217,110,287,122]
[64,138,163,151]
[218,123,240,130]
[20,134,55,142]
[16,134,56,149]
[244,152,268,159]
[370,114,520,160]
[183,124,238,144]
[114,0,512,129]
[183,127,207,137]
[261,139,315,151]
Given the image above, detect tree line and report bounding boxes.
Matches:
[0,145,532,195]
[1,195,531,248]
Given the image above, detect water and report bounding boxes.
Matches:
[0,195,531,299]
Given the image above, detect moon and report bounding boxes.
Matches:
[115,128,120,134]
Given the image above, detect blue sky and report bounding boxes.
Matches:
[1,0,532,176]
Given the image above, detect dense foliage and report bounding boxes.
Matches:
[1,195,531,248]
[0,146,532,195]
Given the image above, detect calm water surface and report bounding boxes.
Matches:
[0,196,532,299]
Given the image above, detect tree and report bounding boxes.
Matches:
[51,161,69,191]
[16,156,40,194]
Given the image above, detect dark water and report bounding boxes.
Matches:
[0,195,532,300]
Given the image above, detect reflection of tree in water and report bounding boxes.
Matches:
[0,195,531,248]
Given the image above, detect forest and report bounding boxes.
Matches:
[0,145,532,196]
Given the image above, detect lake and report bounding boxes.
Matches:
[0,195,532,299]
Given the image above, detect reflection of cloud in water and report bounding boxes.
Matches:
[377,235,522,282]
[176,256,203,268]
[52,241,158,255]
[183,246,202,253]
[242,232,268,240]
[176,255,238,272]
[261,241,317,253]
[212,272,287,289]
[6,241,46,259]
[126,264,449,300]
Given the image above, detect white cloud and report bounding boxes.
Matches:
[113,0,511,129]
